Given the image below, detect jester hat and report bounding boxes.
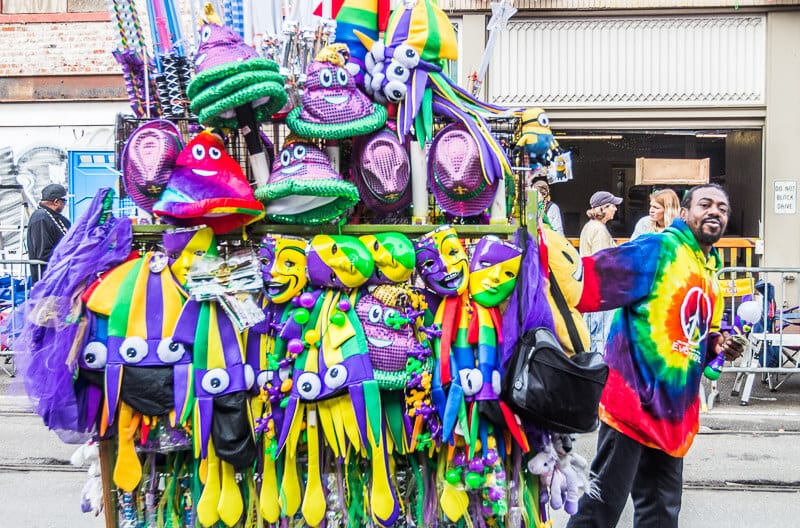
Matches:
[357,0,512,184]
[152,131,265,234]
[286,45,387,139]
[187,7,287,129]
[277,287,400,527]
[255,137,359,225]
[85,252,191,427]
[172,299,257,469]
[121,119,183,214]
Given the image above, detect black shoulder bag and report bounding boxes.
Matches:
[500,229,609,434]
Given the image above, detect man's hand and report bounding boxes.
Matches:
[717,334,747,362]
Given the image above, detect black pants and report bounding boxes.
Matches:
[566,423,683,528]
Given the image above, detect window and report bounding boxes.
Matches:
[2,0,104,13]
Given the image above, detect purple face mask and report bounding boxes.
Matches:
[414,225,469,297]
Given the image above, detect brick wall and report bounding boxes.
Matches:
[0,20,117,76]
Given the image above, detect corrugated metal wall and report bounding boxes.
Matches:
[439,0,799,11]
[487,15,765,107]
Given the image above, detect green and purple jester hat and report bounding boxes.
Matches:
[356,0,512,186]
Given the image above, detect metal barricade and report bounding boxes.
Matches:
[706,266,800,408]
[0,258,44,377]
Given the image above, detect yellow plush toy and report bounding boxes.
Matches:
[540,226,591,356]
[516,107,559,167]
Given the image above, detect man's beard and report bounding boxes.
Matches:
[695,220,725,245]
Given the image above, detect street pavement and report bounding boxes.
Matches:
[1,366,800,527]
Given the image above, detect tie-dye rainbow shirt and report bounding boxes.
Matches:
[577,219,723,457]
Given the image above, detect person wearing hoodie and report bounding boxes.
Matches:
[566,184,746,528]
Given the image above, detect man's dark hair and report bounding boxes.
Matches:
[681,183,729,210]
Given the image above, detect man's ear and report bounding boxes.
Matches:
[680,207,688,221]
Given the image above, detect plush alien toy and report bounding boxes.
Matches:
[278,234,399,527]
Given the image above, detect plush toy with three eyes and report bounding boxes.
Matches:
[277,234,400,527]
[85,252,190,493]
[356,0,512,186]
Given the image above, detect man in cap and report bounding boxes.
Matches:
[27,183,71,283]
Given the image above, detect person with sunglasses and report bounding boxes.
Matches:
[27,183,71,284]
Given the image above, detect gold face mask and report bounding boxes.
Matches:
[260,235,308,303]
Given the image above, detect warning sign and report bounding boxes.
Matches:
[774,181,796,215]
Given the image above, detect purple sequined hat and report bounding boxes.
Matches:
[429,123,498,217]
[352,129,411,213]
[121,119,183,214]
[286,46,387,139]
[254,138,360,225]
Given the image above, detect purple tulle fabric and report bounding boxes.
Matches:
[501,229,555,368]
[17,188,133,439]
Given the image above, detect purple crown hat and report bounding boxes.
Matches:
[429,123,498,217]
[352,129,411,213]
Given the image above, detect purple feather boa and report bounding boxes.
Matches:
[16,188,133,440]
[501,229,555,368]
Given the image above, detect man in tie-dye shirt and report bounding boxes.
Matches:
[567,184,745,528]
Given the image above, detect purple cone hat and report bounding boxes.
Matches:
[255,137,359,224]
[352,129,411,213]
[286,46,387,139]
[429,123,498,217]
[121,119,183,214]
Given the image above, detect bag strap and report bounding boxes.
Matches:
[516,228,528,331]
[548,270,586,354]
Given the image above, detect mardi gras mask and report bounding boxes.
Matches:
[469,235,522,307]
[307,235,375,289]
[360,232,415,285]
[414,225,469,297]
[259,234,308,303]
[163,226,218,286]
